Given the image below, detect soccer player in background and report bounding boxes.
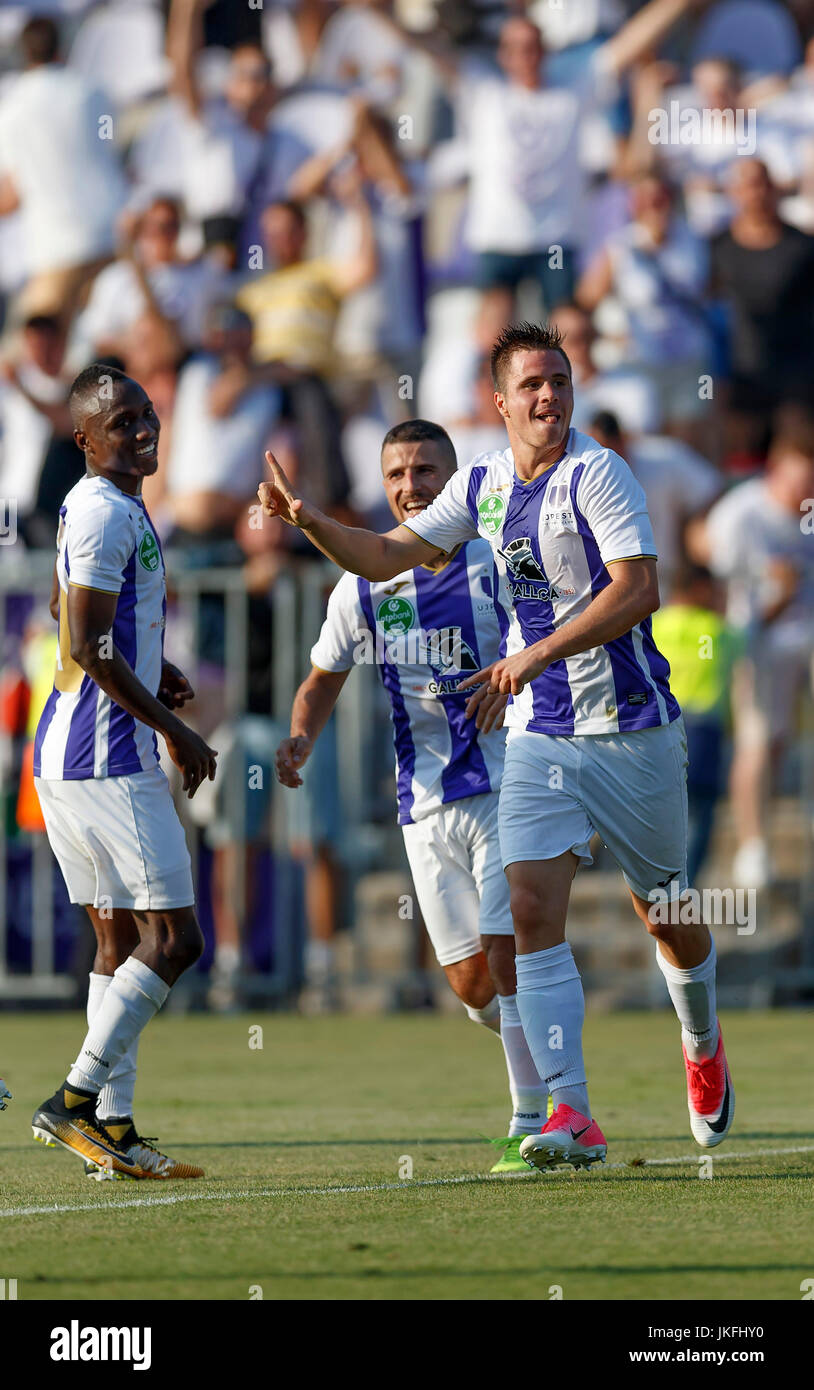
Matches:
[31,365,217,1180]
[259,323,734,1170]
[275,420,549,1171]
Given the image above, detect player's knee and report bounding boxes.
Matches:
[482,936,517,995]
[152,909,204,970]
[509,884,547,936]
[444,955,493,1009]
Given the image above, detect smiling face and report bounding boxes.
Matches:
[493,347,573,469]
[74,377,160,494]
[381,439,456,525]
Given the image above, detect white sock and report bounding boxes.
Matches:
[464,996,501,1034]
[86,972,139,1121]
[516,944,590,1118]
[498,994,549,1136]
[67,958,169,1095]
[656,940,719,1062]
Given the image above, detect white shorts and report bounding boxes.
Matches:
[35,765,194,912]
[401,791,513,968]
[499,718,689,901]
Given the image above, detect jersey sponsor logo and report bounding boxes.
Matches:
[542,508,577,532]
[478,492,507,535]
[499,536,561,602]
[137,532,160,572]
[376,595,415,636]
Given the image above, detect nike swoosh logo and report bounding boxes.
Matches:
[569,1124,591,1140]
[657,871,680,888]
[706,1075,731,1134]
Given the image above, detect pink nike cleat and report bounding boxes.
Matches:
[683,1026,734,1148]
[519,1103,607,1172]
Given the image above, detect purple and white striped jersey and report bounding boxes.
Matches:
[310,540,506,824]
[404,431,680,737]
[34,475,166,780]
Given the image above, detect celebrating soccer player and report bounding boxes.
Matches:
[31,365,217,1180]
[259,323,733,1170]
[275,420,550,1171]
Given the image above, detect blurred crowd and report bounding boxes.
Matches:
[0,0,812,1004]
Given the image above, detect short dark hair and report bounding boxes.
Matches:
[23,313,61,334]
[264,199,306,228]
[21,17,59,66]
[68,364,131,431]
[587,409,624,446]
[490,321,571,390]
[768,411,814,463]
[381,419,457,470]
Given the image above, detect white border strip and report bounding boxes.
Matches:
[2,1144,813,1219]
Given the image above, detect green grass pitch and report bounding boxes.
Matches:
[0,1010,811,1301]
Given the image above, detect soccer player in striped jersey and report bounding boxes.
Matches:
[259,324,734,1168]
[31,364,217,1180]
[275,420,549,1170]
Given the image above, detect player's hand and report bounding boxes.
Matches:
[465,687,509,733]
[275,735,312,788]
[158,660,195,710]
[0,1079,12,1111]
[164,721,218,798]
[459,645,551,703]
[258,451,318,530]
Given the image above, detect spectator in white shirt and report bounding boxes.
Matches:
[76,196,227,361]
[129,0,273,255]
[0,313,83,546]
[0,16,126,327]
[577,174,711,444]
[701,418,814,889]
[453,0,699,329]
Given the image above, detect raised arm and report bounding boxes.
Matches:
[602,0,698,78]
[166,0,206,119]
[67,584,217,796]
[258,452,442,579]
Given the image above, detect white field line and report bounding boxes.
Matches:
[2,1143,813,1219]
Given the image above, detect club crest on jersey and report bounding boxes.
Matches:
[499,536,561,602]
[137,532,160,572]
[376,595,415,636]
[477,493,506,535]
[425,627,479,673]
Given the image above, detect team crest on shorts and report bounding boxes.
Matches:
[138,532,160,572]
[477,493,506,535]
[376,595,415,636]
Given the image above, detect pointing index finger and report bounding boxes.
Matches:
[456,665,493,693]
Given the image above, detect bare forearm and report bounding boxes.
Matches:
[291,673,345,742]
[604,0,691,76]
[300,511,415,580]
[538,583,658,664]
[76,646,181,740]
